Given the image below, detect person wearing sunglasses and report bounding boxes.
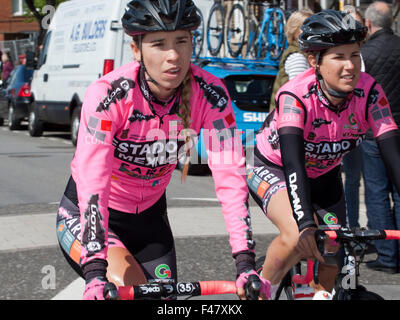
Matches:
[247,10,400,299]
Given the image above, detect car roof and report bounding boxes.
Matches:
[195,60,278,78]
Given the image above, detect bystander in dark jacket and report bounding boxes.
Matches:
[360,1,400,274]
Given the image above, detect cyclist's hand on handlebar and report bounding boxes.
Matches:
[236,270,271,300]
[83,276,109,300]
[297,227,325,264]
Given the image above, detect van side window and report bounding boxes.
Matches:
[37,31,52,68]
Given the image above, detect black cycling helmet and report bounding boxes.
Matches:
[122,0,201,36]
[299,10,367,52]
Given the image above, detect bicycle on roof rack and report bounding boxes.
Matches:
[206,0,225,57]
[205,0,286,63]
[192,7,205,60]
[256,227,400,300]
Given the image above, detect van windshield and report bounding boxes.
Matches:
[224,75,274,112]
[38,31,52,68]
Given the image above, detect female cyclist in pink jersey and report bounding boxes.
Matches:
[56,0,269,300]
[248,10,400,299]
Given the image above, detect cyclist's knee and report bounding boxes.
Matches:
[106,247,147,286]
[279,228,300,252]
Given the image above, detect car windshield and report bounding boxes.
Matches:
[224,75,274,112]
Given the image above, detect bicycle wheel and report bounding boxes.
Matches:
[226,3,246,58]
[266,8,287,60]
[192,8,204,59]
[278,263,302,300]
[206,2,224,57]
[255,255,265,274]
[256,255,300,300]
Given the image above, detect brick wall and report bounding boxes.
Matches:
[0,0,39,41]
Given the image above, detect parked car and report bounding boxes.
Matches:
[179,60,277,175]
[0,65,34,130]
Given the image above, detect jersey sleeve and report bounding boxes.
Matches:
[276,93,316,230]
[199,76,255,256]
[276,93,306,131]
[367,84,400,198]
[367,83,399,138]
[72,80,123,266]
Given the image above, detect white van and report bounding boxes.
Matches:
[29,0,132,145]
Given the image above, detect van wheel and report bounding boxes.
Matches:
[28,104,43,137]
[71,107,81,146]
[8,104,21,130]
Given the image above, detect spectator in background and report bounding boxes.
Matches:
[361,1,400,274]
[341,5,366,230]
[1,52,14,81]
[269,8,313,110]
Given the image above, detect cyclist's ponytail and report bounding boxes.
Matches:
[180,71,192,182]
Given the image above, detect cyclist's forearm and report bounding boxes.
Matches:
[279,129,316,231]
[204,122,256,255]
[209,154,256,255]
[234,251,256,276]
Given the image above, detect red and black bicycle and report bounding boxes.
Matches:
[256,227,400,300]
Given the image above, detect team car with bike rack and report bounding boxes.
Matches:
[182,1,286,175]
[181,58,278,175]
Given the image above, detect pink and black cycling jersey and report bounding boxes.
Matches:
[256,68,399,230]
[257,68,398,178]
[71,61,254,265]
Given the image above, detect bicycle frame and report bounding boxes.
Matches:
[256,7,286,60]
[205,1,286,64]
[292,227,400,299]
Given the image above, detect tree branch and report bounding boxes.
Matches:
[24,0,44,22]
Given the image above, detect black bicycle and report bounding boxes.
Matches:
[256,227,400,300]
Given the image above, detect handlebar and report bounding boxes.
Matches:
[321,228,400,242]
[291,228,400,285]
[104,280,237,300]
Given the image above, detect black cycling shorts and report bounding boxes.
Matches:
[57,176,177,281]
[247,151,347,228]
